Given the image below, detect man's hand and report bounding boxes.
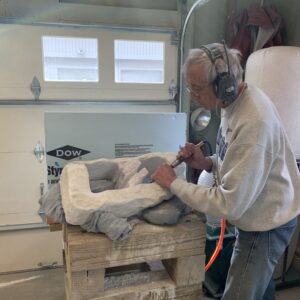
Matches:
[152,163,177,189]
[178,142,212,171]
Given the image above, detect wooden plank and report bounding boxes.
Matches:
[65,266,203,299]
[94,276,202,300]
[46,216,62,231]
[63,223,82,243]
[49,223,63,232]
[66,269,105,300]
[163,255,205,287]
[66,270,202,300]
[63,246,105,300]
[99,284,202,300]
[65,274,71,300]
[65,241,101,300]
[66,215,206,272]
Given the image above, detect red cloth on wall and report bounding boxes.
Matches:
[229,3,283,65]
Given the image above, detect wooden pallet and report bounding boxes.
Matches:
[63,214,206,300]
[46,216,63,231]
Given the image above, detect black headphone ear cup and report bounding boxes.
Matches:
[216,73,237,103]
[200,42,238,103]
[212,75,220,98]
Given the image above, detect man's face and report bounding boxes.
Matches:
[185,63,219,110]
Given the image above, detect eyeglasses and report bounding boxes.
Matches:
[186,83,211,96]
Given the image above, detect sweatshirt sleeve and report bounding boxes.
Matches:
[170,142,273,220]
[209,154,217,173]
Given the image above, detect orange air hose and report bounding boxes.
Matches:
[205,218,226,272]
[171,141,225,272]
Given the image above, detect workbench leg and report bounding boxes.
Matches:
[163,255,205,287]
[66,269,105,300]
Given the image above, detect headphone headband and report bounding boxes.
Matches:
[200,41,237,103]
[200,44,222,63]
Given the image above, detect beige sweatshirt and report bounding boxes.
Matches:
[171,84,300,231]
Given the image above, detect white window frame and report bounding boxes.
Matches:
[0,24,177,101]
[114,39,165,84]
[42,36,99,83]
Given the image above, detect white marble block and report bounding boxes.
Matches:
[60,152,185,225]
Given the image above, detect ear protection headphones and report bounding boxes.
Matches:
[200,41,237,103]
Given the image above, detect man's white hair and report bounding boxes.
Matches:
[183,43,244,85]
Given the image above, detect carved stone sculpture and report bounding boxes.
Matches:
[60,152,186,226]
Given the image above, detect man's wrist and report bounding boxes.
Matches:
[203,157,213,172]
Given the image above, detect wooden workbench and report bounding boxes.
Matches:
[62,214,206,300]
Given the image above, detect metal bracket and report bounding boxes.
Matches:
[168,79,178,99]
[31,76,41,100]
[40,183,45,197]
[34,141,45,163]
[171,30,179,45]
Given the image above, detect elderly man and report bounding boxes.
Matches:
[152,42,300,300]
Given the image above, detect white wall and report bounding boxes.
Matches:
[0,103,177,273]
[0,16,178,272]
[0,0,179,29]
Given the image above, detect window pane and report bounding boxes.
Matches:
[114,40,164,84]
[42,36,99,82]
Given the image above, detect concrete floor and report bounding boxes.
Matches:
[0,267,299,300]
[0,268,65,300]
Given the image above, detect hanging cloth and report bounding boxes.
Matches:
[229,3,283,65]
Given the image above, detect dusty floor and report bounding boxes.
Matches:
[0,267,299,300]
